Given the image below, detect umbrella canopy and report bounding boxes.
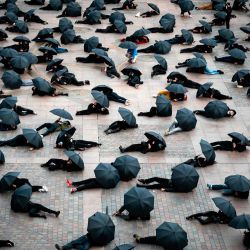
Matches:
[132,28,150,37]
[232,69,250,82]
[153,41,171,54]
[50,108,73,120]
[0,108,20,126]
[46,58,64,71]
[11,184,32,211]
[37,28,54,37]
[109,11,125,24]
[39,46,57,55]
[0,150,5,164]
[92,85,113,94]
[179,0,195,12]
[114,20,127,34]
[166,83,188,94]
[64,150,84,169]
[15,20,29,33]
[171,164,199,192]
[156,221,188,250]
[58,17,73,32]
[228,132,250,146]
[113,155,140,181]
[214,11,227,20]
[121,66,141,76]
[5,11,18,23]
[44,38,61,47]
[1,48,18,58]
[229,214,250,230]
[160,19,174,32]
[144,131,166,147]
[65,2,81,16]
[193,52,205,60]
[84,36,99,52]
[87,212,115,245]
[124,187,154,217]
[22,128,43,148]
[13,35,30,43]
[20,52,38,65]
[148,3,160,14]
[119,41,137,50]
[118,107,136,127]
[229,48,246,60]
[200,38,217,47]
[94,163,120,188]
[176,108,197,130]
[204,100,229,119]
[1,70,22,89]
[199,20,212,32]
[196,82,213,97]
[212,197,236,219]
[91,90,109,108]
[0,171,20,192]
[218,28,235,40]
[240,26,250,34]
[91,0,105,10]
[154,54,167,69]
[87,10,101,23]
[32,77,54,93]
[200,139,216,163]
[10,56,29,69]
[92,48,108,57]
[214,3,225,10]
[156,95,172,116]
[181,29,194,44]
[6,3,19,14]
[56,127,76,144]
[25,8,35,17]
[50,0,63,10]
[160,13,175,26]
[225,175,250,192]
[0,96,17,109]
[187,57,206,68]
[112,244,135,250]
[61,29,76,44]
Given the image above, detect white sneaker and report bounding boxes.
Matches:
[135,12,141,17]
[125,100,130,106]
[164,131,169,136]
[42,186,48,192]
[237,85,243,88]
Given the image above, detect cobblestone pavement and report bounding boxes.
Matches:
[0,0,249,249]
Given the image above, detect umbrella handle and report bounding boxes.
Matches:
[106,205,109,215]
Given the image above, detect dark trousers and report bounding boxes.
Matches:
[148,27,172,33]
[36,123,58,136]
[62,235,90,250]
[104,121,123,134]
[139,177,170,189]
[0,135,27,147]
[139,107,157,117]
[15,106,34,116]
[96,26,114,33]
[180,46,212,53]
[151,65,166,77]
[139,236,157,245]
[123,143,148,153]
[73,140,99,149]
[216,56,244,65]
[72,178,101,191]
[29,203,57,217]
[25,0,45,4]
[138,45,154,53]
[42,159,66,171]
[25,15,46,24]
[76,55,104,64]
[107,92,126,104]
[211,141,234,151]
[184,80,201,89]
[188,211,219,224]
[212,90,231,100]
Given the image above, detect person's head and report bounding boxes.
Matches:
[227,109,237,117]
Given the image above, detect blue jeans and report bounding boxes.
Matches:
[55,47,68,53]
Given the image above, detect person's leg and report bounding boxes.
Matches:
[76,109,92,115]
[184,80,201,89]
[212,90,232,100]
[61,236,89,250]
[215,56,234,63]
[36,123,50,131]
[209,184,228,190]
[122,143,146,153]
[180,47,196,53]
[210,141,233,151]
[137,183,164,189]
[137,45,154,53]
[108,92,127,104]
[138,107,157,117]
[31,185,43,192]
[168,127,183,135]
[42,125,57,136]
[31,203,58,215]
[74,140,99,148]
[17,106,35,115]
[138,236,157,244]
[140,177,169,184]
[75,179,101,192]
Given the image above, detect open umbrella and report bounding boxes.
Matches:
[15,20,29,33]
[92,48,108,57]
[114,20,127,34]
[179,0,194,12]
[39,46,57,55]
[113,155,140,181]
[22,128,43,148]
[153,41,171,54]
[132,28,150,37]
[156,95,172,116]
[91,0,105,10]
[64,2,81,17]
[46,58,63,71]
[214,3,225,10]
[0,96,17,109]
[148,3,160,14]
[91,90,109,108]
[113,244,135,250]
[0,150,5,164]
[1,70,22,89]
[181,29,194,44]
[166,83,188,94]
[118,107,136,127]
[240,26,250,34]
[84,36,99,52]
[144,131,166,147]
[204,100,229,119]
[119,41,137,50]
[25,9,35,17]
[200,139,216,163]
[212,197,236,219]
[196,82,213,97]
[32,77,53,93]
[214,11,227,20]
[50,108,73,120]
[94,163,120,188]
[11,184,32,211]
[44,38,61,47]
[229,214,250,230]
[232,69,250,82]
[0,172,20,192]
[199,20,212,32]
[160,13,175,26]
[176,108,197,130]
[50,0,63,10]
[56,127,76,144]
[171,164,199,192]
[58,17,73,32]
[61,29,76,44]
[0,108,20,126]
[160,19,174,32]
[225,175,250,192]
[121,66,141,76]
[6,3,19,14]
[5,11,18,23]
[154,54,167,70]
[87,212,115,245]
[92,85,113,94]
[64,150,84,169]
[0,48,18,58]
[109,11,126,24]
[10,56,29,69]
[87,10,101,23]
[228,132,250,146]
[124,187,154,217]
[20,52,38,65]
[200,38,217,47]
[156,221,188,250]
[218,28,235,41]
[229,48,246,60]
[193,52,206,60]
[187,57,206,68]
[13,35,30,43]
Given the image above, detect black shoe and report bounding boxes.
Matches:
[55,211,60,217]
[138,179,146,184]
[119,146,125,153]
[138,112,143,116]
[55,244,62,250]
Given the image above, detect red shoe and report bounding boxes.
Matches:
[65,178,72,187]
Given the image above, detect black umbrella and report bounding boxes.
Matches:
[218,28,235,41]
[91,0,105,10]
[46,58,64,71]
[0,108,20,126]
[92,85,113,94]
[193,52,205,60]
[156,95,172,116]
[5,11,18,23]
[0,171,20,192]
[95,163,120,188]
[11,184,32,211]
[51,68,68,82]
[179,0,195,12]
[13,35,30,43]
[44,38,61,47]
[118,107,136,127]
[50,108,73,120]
[10,56,29,69]
[20,52,38,65]
[91,90,109,108]
[1,70,22,89]
[103,56,115,67]
[240,26,250,34]
[119,41,137,50]
[171,164,199,192]
[228,132,250,146]
[225,175,250,192]
[109,11,125,24]
[187,57,206,68]
[148,3,160,14]
[214,3,225,10]
[32,77,53,93]
[61,29,76,44]
[200,38,217,47]
[160,13,175,26]
[0,96,17,109]
[181,29,194,44]
[56,127,76,144]
[112,244,135,250]
[176,108,197,131]
[132,28,150,37]
[154,54,167,69]
[160,19,175,32]
[58,17,73,32]
[25,8,35,17]
[229,214,250,230]
[232,69,250,82]
[166,83,188,94]
[92,48,108,58]
[64,2,81,17]
[39,46,57,55]
[64,150,84,169]
[199,20,212,32]
[121,66,141,76]
[84,36,99,52]
[50,0,63,10]
[113,155,140,180]
[214,11,227,20]
[229,48,246,60]
[0,29,8,39]
[6,3,19,14]
[0,150,5,164]
[114,20,127,34]
[212,197,236,219]
[23,128,43,148]
[87,212,115,245]
[15,20,29,33]
[156,222,188,250]
[144,131,166,147]
[87,10,101,23]
[0,48,18,58]
[204,100,229,119]
[196,82,213,97]
[200,139,216,163]
[124,187,154,217]
[153,41,171,54]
